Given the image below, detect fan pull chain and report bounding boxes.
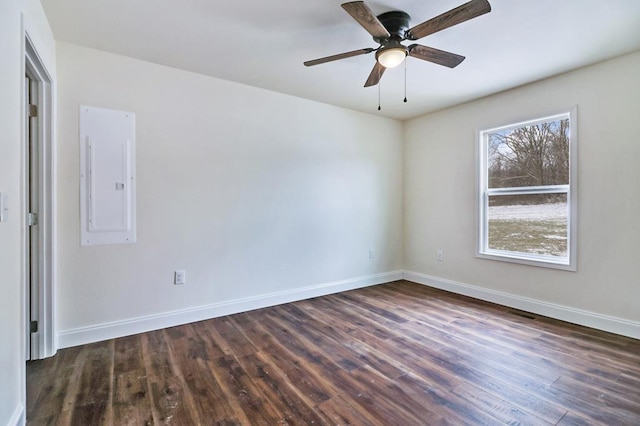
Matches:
[378,82,381,111]
[404,60,408,103]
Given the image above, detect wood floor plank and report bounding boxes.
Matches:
[112,368,153,425]
[27,345,87,425]
[165,325,246,424]
[281,302,410,379]
[265,306,427,424]
[234,351,327,424]
[393,371,500,425]
[314,396,384,426]
[246,318,386,424]
[69,340,114,425]
[140,329,199,425]
[307,295,400,341]
[207,355,283,424]
[205,315,258,358]
[235,314,334,406]
[113,334,145,373]
[27,280,640,425]
[451,381,555,425]
[548,374,640,424]
[347,365,438,424]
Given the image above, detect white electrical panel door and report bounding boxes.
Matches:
[89,138,130,231]
[80,106,136,246]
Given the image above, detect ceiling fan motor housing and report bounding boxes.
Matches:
[373,11,412,45]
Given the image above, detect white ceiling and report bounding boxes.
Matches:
[41,0,640,121]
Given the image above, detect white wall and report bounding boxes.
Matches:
[404,51,640,333]
[55,42,403,346]
[0,1,55,424]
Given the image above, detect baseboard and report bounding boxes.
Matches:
[57,271,403,349]
[8,403,25,426]
[403,271,640,340]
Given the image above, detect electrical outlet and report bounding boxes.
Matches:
[369,249,375,259]
[174,270,186,285]
[436,250,444,261]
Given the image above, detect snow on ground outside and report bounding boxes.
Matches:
[488,202,568,255]
[488,203,567,221]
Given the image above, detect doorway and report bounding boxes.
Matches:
[25,71,39,359]
[24,35,55,360]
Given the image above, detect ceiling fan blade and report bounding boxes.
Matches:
[406,0,491,40]
[408,44,465,68]
[364,61,386,87]
[304,48,375,67]
[342,1,390,39]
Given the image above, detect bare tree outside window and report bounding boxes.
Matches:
[488,119,569,189]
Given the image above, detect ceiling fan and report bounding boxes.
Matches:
[304,0,491,87]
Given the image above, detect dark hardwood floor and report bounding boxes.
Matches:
[27,280,640,425]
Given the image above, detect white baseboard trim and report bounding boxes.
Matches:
[8,403,25,426]
[403,271,640,340]
[58,271,403,349]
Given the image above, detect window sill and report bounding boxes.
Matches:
[476,251,576,271]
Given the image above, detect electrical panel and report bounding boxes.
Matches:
[79,106,136,246]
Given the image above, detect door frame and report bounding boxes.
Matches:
[23,33,55,360]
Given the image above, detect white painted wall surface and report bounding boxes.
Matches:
[404,51,640,324]
[0,1,55,424]
[55,43,403,344]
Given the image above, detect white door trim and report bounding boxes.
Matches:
[23,32,56,360]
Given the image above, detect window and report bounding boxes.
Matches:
[477,108,577,270]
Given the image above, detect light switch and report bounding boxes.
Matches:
[0,192,8,222]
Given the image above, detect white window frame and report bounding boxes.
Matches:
[476,107,578,271]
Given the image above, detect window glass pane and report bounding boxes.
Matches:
[488,118,570,188]
[488,193,567,257]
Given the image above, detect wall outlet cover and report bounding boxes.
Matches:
[174,270,186,285]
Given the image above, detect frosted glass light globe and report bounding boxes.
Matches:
[376,47,407,68]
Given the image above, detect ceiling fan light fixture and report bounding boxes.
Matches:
[376,47,407,68]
